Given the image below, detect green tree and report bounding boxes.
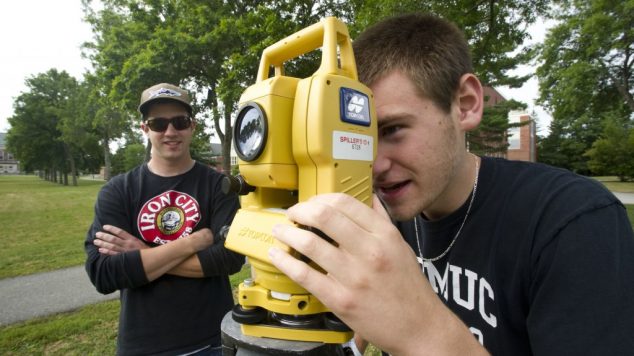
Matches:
[536,0,633,172]
[586,116,634,181]
[111,142,146,175]
[67,81,104,177]
[82,2,152,179]
[7,70,90,185]
[469,99,528,156]
[59,80,105,185]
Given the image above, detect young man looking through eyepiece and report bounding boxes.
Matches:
[268,14,634,355]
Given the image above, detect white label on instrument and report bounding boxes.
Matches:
[333,131,373,161]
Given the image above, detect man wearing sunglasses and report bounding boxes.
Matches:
[85,83,244,356]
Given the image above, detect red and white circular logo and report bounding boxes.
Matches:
[137,190,201,245]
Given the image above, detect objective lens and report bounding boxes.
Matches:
[235,103,267,161]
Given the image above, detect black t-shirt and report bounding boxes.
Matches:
[85,162,244,355]
[395,157,634,355]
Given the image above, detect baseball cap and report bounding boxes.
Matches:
[138,83,192,116]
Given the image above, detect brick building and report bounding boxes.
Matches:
[506,110,537,162]
[0,132,20,174]
[482,87,537,162]
[483,86,506,107]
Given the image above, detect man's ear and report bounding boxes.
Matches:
[457,73,483,131]
[140,121,149,133]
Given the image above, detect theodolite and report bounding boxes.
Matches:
[220,16,376,352]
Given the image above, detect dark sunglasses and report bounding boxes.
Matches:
[145,115,193,132]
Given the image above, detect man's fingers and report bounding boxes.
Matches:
[267,246,341,307]
[101,224,121,235]
[372,194,392,221]
[95,232,116,243]
[94,239,122,253]
[285,194,391,253]
[309,193,391,231]
[102,225,135,239]
[271,223,343,275]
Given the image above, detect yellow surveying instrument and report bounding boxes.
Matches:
[220,16,376,352]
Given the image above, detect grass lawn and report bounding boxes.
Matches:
[0,300,120,355]
[591,176,634,193]
[0,175,104,278]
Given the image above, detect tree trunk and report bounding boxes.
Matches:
[63,143,78,186]
[208,86,233,174]
[145,141,152,162]
[222,105,233,174]
[103,137,112,181]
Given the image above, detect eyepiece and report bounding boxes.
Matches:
[221,174,256,195]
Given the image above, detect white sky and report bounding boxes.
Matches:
[0,1,552,136]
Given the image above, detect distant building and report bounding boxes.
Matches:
[483,86,506,107]
[210,142,222,157]
[507,110,537,162]
[481,87,537,162]
[0,132,20,174]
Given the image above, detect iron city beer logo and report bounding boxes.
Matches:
[137,190,201,245]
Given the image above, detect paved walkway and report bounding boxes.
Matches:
[0,266,118,326]
[1,192,633,328]
[613,192,634,205]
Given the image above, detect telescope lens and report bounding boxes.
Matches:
[235,103,267,161]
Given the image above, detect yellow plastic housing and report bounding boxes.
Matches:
[237,76,300,190]
[293,74,375,205]
[242,324,353,344]
[224,17,376,343]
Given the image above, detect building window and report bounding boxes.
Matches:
[507,112,521,150]
[508,128,520,150]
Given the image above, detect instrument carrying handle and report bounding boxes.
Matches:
[256,17,358,82]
